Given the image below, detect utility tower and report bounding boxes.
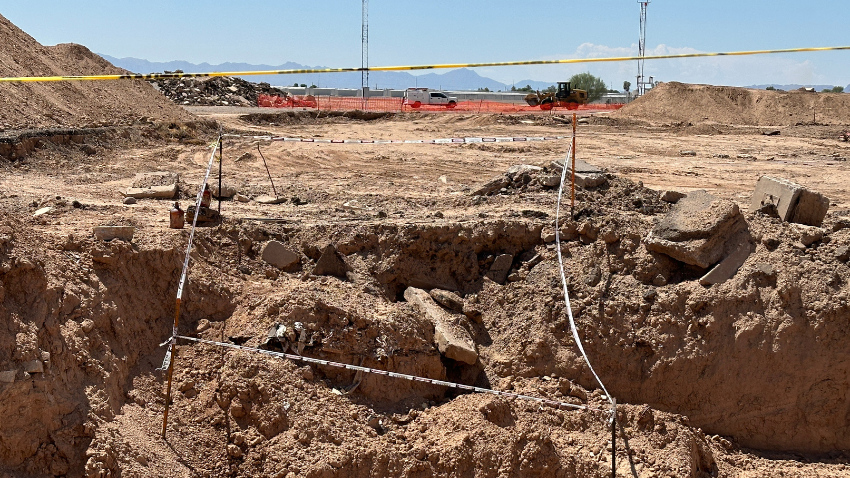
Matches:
[636,1,651,96]
[362,0,369,105]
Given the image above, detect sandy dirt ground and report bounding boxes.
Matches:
[2,109,850,478]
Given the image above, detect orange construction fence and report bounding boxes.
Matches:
[257,94,624,114]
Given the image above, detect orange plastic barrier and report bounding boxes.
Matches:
[257,94,624,114]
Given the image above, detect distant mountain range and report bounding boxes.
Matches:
[747,83,848,92]
[99,54,556,92]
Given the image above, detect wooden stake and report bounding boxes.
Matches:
[571,113,577,217]
[161,298,181,438]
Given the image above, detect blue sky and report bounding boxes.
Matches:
[1,1,848,87]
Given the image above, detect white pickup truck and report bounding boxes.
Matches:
[404,88,457,108]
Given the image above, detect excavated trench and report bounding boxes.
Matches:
[2,204,850,475]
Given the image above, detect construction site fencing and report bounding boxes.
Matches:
[257,94,624,114]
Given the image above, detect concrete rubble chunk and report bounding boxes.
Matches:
[551,158,607,189]
[404,287,478,365]
[93,226,134,242]
[22,360,43,374]
[124,184,178,200]
[210,182,238,199]
[0,370,15,383]
[794,225,824,246]
[699,234,754,286]
[312,245,347,278]
[429,289,464,313]
[751,176,829,226]
[506,164,542,176]
[33,207,52,217]
[486,254,514,284]
[645,190,746,269]
[255,195,287,205]
[262,240,300,270]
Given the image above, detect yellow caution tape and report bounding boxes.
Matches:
[2,45,849,83]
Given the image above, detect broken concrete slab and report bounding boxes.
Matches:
[255,195,287,205]
[552,158,607,188]
[93,226,134,242]
[124,184,178,200]
[0,370,15,383]
[404,287,478,365]
[645,190,746,269]
[751,176,829,226]
[429,289,464,313]
[486,254,514,284]
[262,241,300,270]
[313,245,347,278]
[699,234,754,286]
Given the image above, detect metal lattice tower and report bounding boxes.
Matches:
[362,0,369,102]
[637,1,650,96]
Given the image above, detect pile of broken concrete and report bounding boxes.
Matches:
[471,158,606,197]
[149,75,289,107]
[646,176,830,286]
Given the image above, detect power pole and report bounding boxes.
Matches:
[637,1,650,96]
[362,0,369,108]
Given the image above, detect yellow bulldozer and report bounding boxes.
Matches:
[524,82,589,110]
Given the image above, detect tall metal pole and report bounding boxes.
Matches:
[637,1,650,96]
[361,0,369,109]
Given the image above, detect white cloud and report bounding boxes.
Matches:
[479,43,840,88]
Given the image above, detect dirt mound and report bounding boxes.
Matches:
[0,14,191,130]
[614,81,850,126]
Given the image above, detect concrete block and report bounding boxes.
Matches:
[751,176,801,221]
[261,241,300,270]
[792,189,830,227]
[93,226,134,242]
[751,176,829,226]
